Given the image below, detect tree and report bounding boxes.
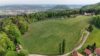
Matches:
[91,43,96,52]
[0,32,15,56]
[86,43,96,53]
[2,23,21,45]
[86,45,91,50]
[62,39,65,54]
[91,16,100,28]
[87,24,93,32]
[11,17,29,34]
[59,39,66,55]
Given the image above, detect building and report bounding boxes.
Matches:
[84,12,95,16]
[72,51,83,56]
[84,49,92,56]
[95,48,100,56]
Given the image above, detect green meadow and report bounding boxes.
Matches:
[83,26,100,48]
[21,16,90,55]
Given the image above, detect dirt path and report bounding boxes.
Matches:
[29,54,46,56]
[29,31,90,56]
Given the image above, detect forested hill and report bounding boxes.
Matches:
[80,2,100,14]
[49,5,70,10]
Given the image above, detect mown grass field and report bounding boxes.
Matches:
[21,16,90,55]
[82,26,100,49]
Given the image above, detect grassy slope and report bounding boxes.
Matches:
[22,16,90,55]
[82,26,100,49]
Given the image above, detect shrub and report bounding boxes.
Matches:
[5,51,18,56]
[18,49,28,56]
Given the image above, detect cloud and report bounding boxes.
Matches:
[0,0,99,5]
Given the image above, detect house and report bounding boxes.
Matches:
[84,12,95,16]
[84,49,92,56]
[95,48,100,56]
[72,51,83,56]
[16,44,22,53]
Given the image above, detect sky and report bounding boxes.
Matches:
[0,0,100,5]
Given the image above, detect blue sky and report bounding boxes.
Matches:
[0,0,100,5]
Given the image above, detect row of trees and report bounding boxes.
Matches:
[0,15,30,56]
[30,9,79,21]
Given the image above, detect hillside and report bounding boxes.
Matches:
[21,16,90,55]
[80,2,100,14]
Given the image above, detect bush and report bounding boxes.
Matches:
[5,51,18,56]
[18,49,28,56]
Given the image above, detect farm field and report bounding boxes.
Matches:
[21,16,91,55]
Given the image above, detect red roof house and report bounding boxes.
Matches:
[95,48,100,56]
[72,51,83,56]
[84,49,92,56]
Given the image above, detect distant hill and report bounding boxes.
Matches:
[0,5,55,15]
[0,4,83,15]
[0,5,54,10]
[49,5,69,10]
[0,4,83,10]
[49,5,83,10]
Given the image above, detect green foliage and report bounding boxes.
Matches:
[33,12,48,21]
[31,10,79,21]
[87,24,93,32]
[2,23,21,45]
[86,43,96,53]
[91,15,100,28]
[18,49,28,56]
[59,39,65,55]
[0,32,15,56]
[80,3,100,14]
[62,39,65,54]
[11,17,29,34]
[5,51,18,56]
[18,20,28,34]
